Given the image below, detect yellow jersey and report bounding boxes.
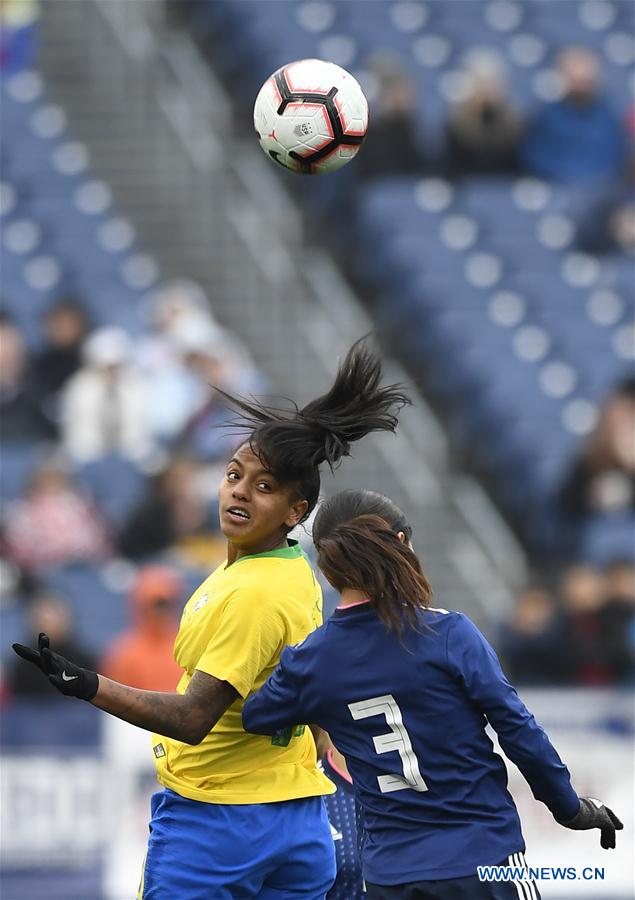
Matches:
[152,541,335,804]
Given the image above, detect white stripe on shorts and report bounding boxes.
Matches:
[508,854,530,900]
[519,852,538,900]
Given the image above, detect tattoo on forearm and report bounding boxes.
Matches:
[91,671,238,744]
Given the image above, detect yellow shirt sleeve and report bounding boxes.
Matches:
[195,589,284,698]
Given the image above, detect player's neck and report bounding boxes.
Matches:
[226,535,289,566]
[338,588,370,608]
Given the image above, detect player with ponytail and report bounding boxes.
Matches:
[244,489,623,900]
[13,340,410,899]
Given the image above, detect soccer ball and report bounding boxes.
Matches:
[253,59,369,175]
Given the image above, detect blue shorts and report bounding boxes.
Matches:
[138,788,336,899]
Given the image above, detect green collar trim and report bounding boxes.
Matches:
[233,539,303,565]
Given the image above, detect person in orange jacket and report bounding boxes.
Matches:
[100,565,184,692]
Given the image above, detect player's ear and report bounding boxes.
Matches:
[397,531,406,543]
[285,498,308,530]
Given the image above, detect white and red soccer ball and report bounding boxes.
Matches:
[253,59,369,175]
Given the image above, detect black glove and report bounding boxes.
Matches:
[558,797,624,849]
[12,632,99,701]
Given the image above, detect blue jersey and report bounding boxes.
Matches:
[322,751,365,899]
[243,605,580,886]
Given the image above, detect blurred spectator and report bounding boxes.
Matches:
[137,279,262,444]
[499,585,567,685]
[559,564,614,684]
[502,563,634,687]
[356,53,427,180]
[137,279,216,442]
[100,565,183,691]
[0,0,39,74]
[0,313,54,441]
[175,321,248,463]
[9,590,96,696]
[0,555,22,605]
[34,300,90,430]
[520,47,627,183]
[576,150,635,255]
[445,51,523,176]
[4,458,111,573]
[561,378,635,516]
[601,559,635,682]
[60,326,154,463]
[118,456,224,568]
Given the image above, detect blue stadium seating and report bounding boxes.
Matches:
[2,1,633,574]
[38,565,128,656]
[0,61,282,665]
[1,74,155,348]
[74,455,150,530]
[192,0,634,559]
[0,601,30,667]
[0,441,46,501]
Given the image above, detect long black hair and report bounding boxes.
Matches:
[216,339,411,524]
[312,489,413,545]
[313,490,433,640]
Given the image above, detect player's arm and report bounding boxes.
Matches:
[241,650,325,752]
[242,643,309,735]
[13,632,237,744]
[448,614,581,818]
[448,614,622,847]
[310,724,330,760]
[92,670,238,744]
[95,587,294,741]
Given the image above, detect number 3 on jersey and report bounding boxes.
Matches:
[348,694,428,794]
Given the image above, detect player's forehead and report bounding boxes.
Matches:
[228,444,276,480]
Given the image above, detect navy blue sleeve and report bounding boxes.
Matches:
[447,613,580,821]
[242,643,310,736]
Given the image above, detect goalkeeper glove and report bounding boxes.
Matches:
[12,632,99,701]
[558,797,623,849]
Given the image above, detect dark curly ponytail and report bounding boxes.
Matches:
[215,339,411,523]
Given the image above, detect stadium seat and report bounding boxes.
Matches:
[40,565,128,657]
[73,455,149,530]
[0,441,46,501]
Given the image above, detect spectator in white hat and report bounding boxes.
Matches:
[60,326,154,463]
[137,279,240,442]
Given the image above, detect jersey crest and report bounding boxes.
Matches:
[193,592,210,612]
